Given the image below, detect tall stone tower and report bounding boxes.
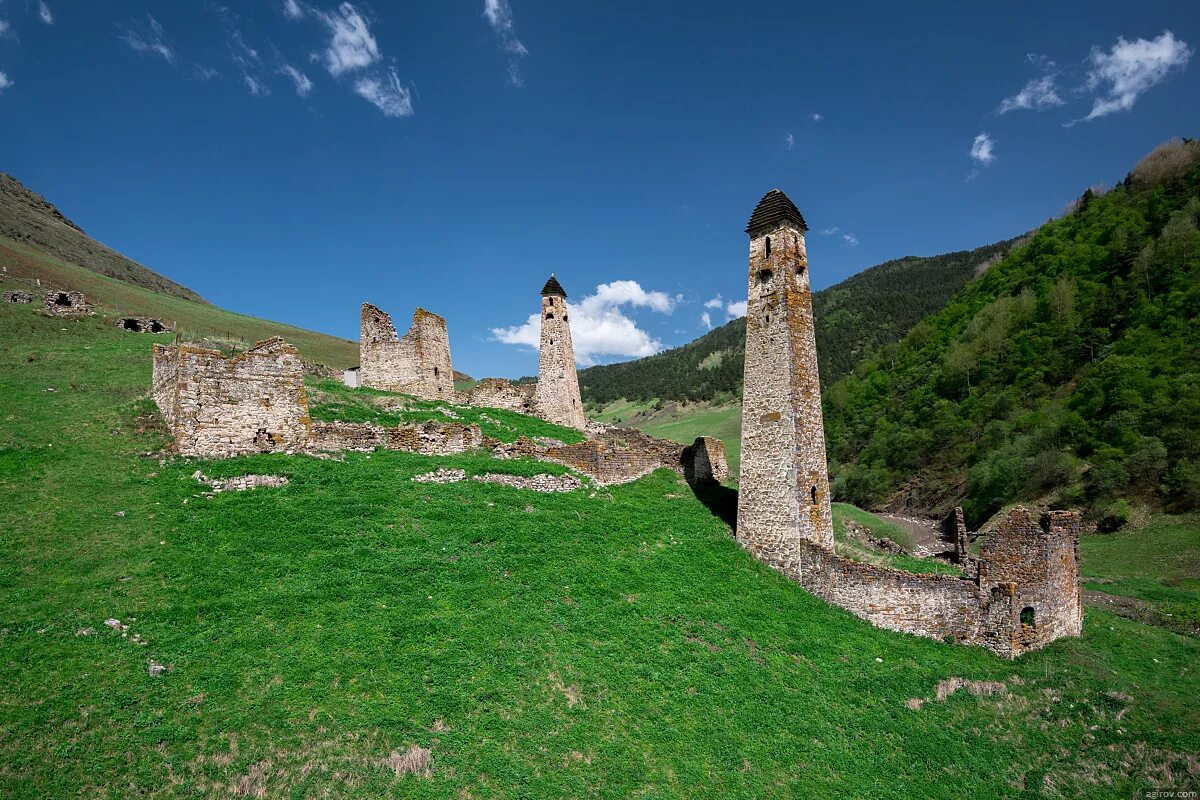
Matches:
[736,189,834,565]
[533,275,586,430]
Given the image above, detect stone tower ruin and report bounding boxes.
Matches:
[737,189,834,564]
[533,275,586,430]
[359,303,455,401]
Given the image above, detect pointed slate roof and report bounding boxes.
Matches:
[541,274,567,298]
[745,189,808,235]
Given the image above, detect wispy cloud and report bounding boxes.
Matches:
[842,233,859,247]
[37,2,52,25]
[819,226,839,236]
[997,55,1063,113]
[283,0,305,20]
[1079,31,1192,122]
[970,132,996,165]
[785,132,795,150]
[0,71,12,91]
[483,0,528,86]
[354,68,413,117]
[811,112,823,122]
[316,2,380,76]
[726,300,748,319]
[244,75,270,97]
[700,311,713,330]
[492,280,674,366]
[280,64,313,96]
[120,15,177,66]
[226,27,272,96]
[192,64,219,81]
[703,295,724,310]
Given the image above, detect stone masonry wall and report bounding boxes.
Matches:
[3,291,33,304]
[538,430,727,487]
[151,338,312,458]
[683,436,729,486]
[43,289,92,317]
[533,292,586,430]
[310,420,484,455]
[359,304,455,400]
[464,378,535,414]
[737,219,834,566]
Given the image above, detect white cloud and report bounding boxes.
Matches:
[37,2,52,25]
[1080,31,1192,122]
[785,132,795,150]
[726,300,748,319]
[316,2,380,76]
[998,56,1063,113]
[700,311,713,330]
[703,295,724,309]
[280,64,313,96]
[970,132,996,165]
[0,71,12,91]
[244,76,270,96]
[811,112,823,122]
[192,64,219,81]
[120,15,176,65]
[0,20,9,37]
[842,233,859,246]
[283,0,305,20]
[483,0,528,86]
[820,226,839,235]
[354,68,413,117]
[492,279,674,366]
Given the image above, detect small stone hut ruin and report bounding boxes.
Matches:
[117,316,170,333]
[3,290,33,304]
[42,290,92,317]
[359,304,455,400]
[735,188,1082,658]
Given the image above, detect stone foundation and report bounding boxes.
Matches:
[118,317,171,333]
[3,291,33,304]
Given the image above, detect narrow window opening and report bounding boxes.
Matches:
[811,485,818,504]
[765,237,772,257]
[563,314,569,321]
[545,312,554,319]
[757,268,773,284]
[433,367,439,376]
[1020,607,1035,627]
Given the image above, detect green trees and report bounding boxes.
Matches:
[824,140,1200,526]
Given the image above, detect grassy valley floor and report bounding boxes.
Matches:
[2,302,1199,798]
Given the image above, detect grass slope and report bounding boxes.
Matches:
[2,301,1199,798]
[0,235,357,368]
[0,173,206,304]
[589,399,743,477]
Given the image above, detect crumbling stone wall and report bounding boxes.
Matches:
[3,291,33,304]
[310,419,483,455]
[737,193,833,566]
[533,276,586,430]
[733,190,1082,658]
[151,337,312,457]
[43,290,92,317]
[359,304,454,400]
[117,317,170,333]
[465,378,535,414]
[537,429,727,487]
[683,436,729,485]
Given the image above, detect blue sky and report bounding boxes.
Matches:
[1,1,1197,378]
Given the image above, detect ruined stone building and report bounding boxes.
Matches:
[42,289,91,317]
[735,189,1081,658]
[532,275,586,430]
[359,304,454,400]
[3,291,33,304]
[464,377,535,414]
[117,316,170,333]
[152,337,312,458]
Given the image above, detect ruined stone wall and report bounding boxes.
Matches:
[310,420,483,455]
[3,291,33,304]
[978,508,1083,650]
[737,220,834,566]
[465,378,535,414]
[151,338,312,457]
[43,290,91,317]
[359,304,454,400]
[533,293,586,430]
[683,436,729,485]
[536,429,727,488]
[117,317,170,333]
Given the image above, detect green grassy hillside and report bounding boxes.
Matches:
[0,172,206,303]
[2,289,1199,797]
[578,235,1023,406]
[0,235,358,368]
[825,139,1200,526]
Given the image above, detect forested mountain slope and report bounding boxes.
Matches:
[825,139,1200,527]
[578,236,1024,405]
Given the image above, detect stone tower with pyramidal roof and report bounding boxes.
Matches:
[533,274,586,430]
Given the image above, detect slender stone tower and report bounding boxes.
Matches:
[534,275,586,430]
[736,189,834,566]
